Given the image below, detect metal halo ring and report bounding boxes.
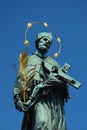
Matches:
[24,21,62,58]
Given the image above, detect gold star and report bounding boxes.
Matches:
[57,37,61,43]
[24,40,29,46]
[27,23,32,28]
[54,53,59,58]
[43,22,48,27]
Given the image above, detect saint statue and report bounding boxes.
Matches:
[14,27,81,130]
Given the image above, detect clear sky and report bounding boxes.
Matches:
[0,0,87,130]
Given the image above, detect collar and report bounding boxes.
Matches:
[35,51,47,58]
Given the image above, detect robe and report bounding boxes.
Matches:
[14,54,68,130]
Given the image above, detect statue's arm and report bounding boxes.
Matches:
[13,74,26,112]
[22,73,69,111]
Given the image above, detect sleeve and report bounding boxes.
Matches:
[14,73,24,96]
[13,72,24,110]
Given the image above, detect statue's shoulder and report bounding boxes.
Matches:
[26,54,42,65]
[45,56,60,68]
[27,54,36,60]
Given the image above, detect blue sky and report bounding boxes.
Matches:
[0,0,87,129]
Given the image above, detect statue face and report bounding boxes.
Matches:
[38,37,52,54]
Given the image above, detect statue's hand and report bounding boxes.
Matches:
[16,100,29,112]
[23,100,32,111]
[16,100,24,111]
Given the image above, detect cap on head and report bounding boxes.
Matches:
[36,32,52,41]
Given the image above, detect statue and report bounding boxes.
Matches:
[13,22,81,130]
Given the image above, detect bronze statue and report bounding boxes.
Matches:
[14,23,81,130]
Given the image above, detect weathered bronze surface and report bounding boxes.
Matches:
[14,32,81,130]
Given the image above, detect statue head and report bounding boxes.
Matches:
[35,32,53,54]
